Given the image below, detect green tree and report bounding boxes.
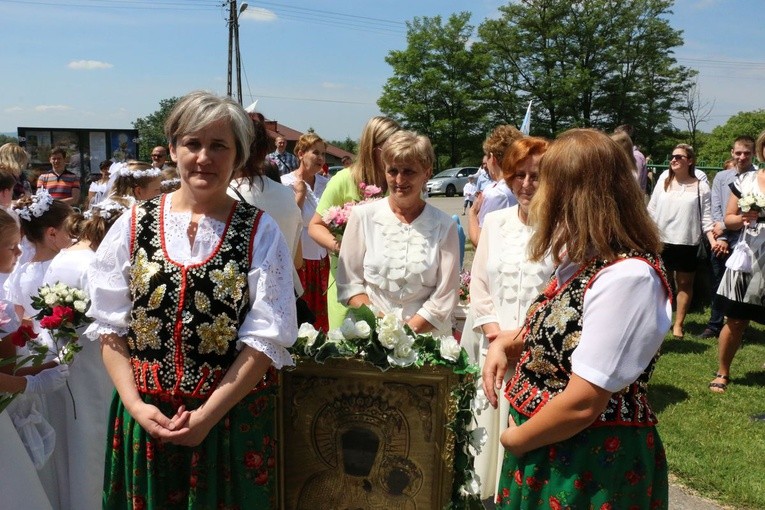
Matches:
[697,109,765,167]
[0,134,19,145]
[132,97,180,161]
[476,0,694,154]
[328,136,357,154]
[378,12,489,169]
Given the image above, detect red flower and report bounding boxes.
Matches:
[189,474,198,488]
[10,324,38,347]
[502,487,510,498]
[646,431,655,448]
[625,470,641,485]
[39,305,74,330]
[514,470,523,486]
[574,478,585,490]
[549,496,563,510]
[244,451,264,470]
[145,441,154,461]
[132,496,146,510]
[267,457,275,468]
[191,451,201,467]
[112,435,121,450]
[548,445,557,461]
[254,470,269,485]
[525,476,543,491]
[603,436,621,453]
[582,471,593,482]
[600,503,613,510]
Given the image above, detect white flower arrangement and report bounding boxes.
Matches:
[738,192,765,213]
[14,189,54,221]
[84,199,128,221]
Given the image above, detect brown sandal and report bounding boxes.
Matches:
[709,373,730,393]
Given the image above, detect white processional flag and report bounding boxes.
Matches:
[519,100,532,135]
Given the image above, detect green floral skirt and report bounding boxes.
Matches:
[495,408,668,510]
[103,386,277,510]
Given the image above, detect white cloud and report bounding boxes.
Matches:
[322,82,345,90]
[67,60,113,70]
[240,7,277,22]
[4,106,23,113]
[34,105,73,112]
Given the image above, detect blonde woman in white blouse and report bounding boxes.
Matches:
[462,136,553,501]
[336,130,459,336]
[647,144,717,338]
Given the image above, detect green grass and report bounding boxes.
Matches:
[650,311,765,509]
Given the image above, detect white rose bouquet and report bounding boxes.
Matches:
[31,282,93,417]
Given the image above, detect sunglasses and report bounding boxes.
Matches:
[670,154,688,161]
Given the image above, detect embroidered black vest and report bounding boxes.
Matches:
[127,195,262,398]
[505,252,671,427]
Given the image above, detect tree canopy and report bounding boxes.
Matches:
[697,109,765,166]
[132,97,179,161]
[379,0,695,160]
[378,12,489,169]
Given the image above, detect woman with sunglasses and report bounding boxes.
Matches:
[647,144,717,338]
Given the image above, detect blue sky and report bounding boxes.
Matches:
[0,0,763,142]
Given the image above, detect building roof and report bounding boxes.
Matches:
[263,119,354,160]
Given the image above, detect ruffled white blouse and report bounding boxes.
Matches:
[336,198,460,335]
[85,194,297,369]
[470,205,554,331]
[281,172,329,261]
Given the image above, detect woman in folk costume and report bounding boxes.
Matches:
[484,129,671,509]
[86,91,297,508]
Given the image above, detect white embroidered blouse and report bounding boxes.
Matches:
[470,205,554,332]
[85,194,297,369]
[336,198,460,335]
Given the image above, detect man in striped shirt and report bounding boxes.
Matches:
[36,147,81,205]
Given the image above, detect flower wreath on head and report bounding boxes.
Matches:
[161,178,180,188]
[14,188,54,221]
[112,163,163,180]
[84,199,128,221]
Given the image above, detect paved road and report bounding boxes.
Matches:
[426,195,728,510]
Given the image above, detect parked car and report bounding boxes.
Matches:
[327,165,344,177]
[426,166,479,197]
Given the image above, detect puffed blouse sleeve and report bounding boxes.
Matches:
[336,204,367,303]
[85,208,297,369]
[85,208,133,339]
[236,214,297,369]
[469,212,498,328]
[700,181,714,234]
[571,258,671,392]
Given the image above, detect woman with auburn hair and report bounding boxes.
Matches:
[484,129,671,509]
[648,143,716,338]
[308,116,400,328]
[461,136,554,502]
[282,133,330,331]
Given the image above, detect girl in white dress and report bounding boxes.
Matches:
[337,130,459,336]
[461,137,554,501]
[107,160,163,205]
[7,190,74,508]
[41,199,127,509]
[0,208,60,510]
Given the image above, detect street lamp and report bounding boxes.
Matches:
[227,1,248,104]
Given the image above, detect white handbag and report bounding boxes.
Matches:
[725,229,753,273]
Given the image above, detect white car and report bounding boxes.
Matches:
[426,167,479,197]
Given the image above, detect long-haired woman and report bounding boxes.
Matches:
[308,116,400,328]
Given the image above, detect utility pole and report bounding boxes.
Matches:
[226,1,248,104]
